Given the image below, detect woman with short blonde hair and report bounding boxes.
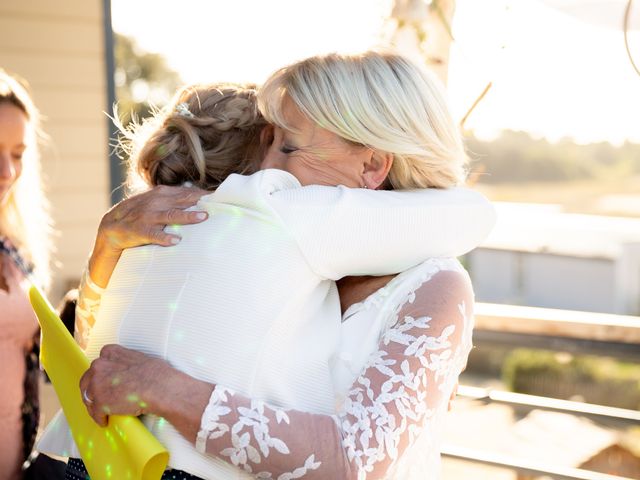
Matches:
[259,50,467,190]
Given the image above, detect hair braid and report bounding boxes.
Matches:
[120,83,267,193]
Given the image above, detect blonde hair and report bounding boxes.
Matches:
[121,83,267,193]
[258,51,467,189]
[0,69,52,289]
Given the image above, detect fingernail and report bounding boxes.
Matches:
[195,212,208,220]
[170,237,181,245]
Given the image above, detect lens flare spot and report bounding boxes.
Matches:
[127,393,140,403]
[173,329,185,342]
[157,417,167,430]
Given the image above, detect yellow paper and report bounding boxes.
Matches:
[29,285,169,480]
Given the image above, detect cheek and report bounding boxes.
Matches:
[14,159,23,181]
[285,161,313,185]
[6,161,23,193]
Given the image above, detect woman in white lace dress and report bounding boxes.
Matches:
[42,52,491,479]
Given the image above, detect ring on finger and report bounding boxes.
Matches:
[82,388,94,405]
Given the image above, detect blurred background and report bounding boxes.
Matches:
[1,0,639,478]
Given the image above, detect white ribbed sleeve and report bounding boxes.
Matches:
[262,171,496,279]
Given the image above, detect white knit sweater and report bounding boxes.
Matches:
[38,169,494,478]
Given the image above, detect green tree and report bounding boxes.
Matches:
[114,33,182,123]
[466,130,640,184]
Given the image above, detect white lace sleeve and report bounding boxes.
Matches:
[74,266,105,349]
[196,269,474,479]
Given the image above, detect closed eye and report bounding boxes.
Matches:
[279,145,298,155]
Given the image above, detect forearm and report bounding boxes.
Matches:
[87,228,124,289]
[188,266,474,478]
[74,226,123,348]
[271,186,496,279]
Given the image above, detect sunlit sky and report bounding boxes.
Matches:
[111,0,640,145]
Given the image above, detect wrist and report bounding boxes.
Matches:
[146,365,190,417]
[87,233,123,289]
[147,366,215,441]
[92,223,124,260]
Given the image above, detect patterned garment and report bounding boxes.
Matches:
[22,338,40,462]
[65,458,203,480]
[194,259,474,479]
[0,236,41,478]
[0,236,35,278]
[0,238,41,468]
[65,257,474,479]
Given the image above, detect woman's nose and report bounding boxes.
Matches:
[0,152,16,180]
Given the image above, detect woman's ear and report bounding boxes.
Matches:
[362,151,393,190]
[259,124,275,148]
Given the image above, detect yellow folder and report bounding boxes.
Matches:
[29,285,169,480]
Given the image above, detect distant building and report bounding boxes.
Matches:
[467,203,640,315]
[510,410,640,480]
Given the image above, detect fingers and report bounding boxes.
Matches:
[151,185,207,208]
[161,207,208,227]
[80,346,154,426]
[146,226,182,247]
[173,186,209,206]
[121,187,209,246]
[146,206,209,247]
[79,369,91,402]
[80,365,108,426]
[100,343,124,360]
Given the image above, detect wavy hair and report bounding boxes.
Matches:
[258,51,467,189]
[119,83,267,193]
[0,69,52,289]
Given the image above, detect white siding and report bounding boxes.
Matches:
[469,249,618,314]
[0,0,111,301]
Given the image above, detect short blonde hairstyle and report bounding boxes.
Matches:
[0,69,52,289]
[258,51,466,189]
[121,83,267,193]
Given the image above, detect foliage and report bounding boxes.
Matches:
[114,33,182,123]
[502,349,640,409]
[467,130,640,184]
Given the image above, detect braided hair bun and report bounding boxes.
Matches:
[122,83,267,192]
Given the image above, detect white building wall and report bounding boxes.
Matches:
[0,0,111,302]
[615,243,640,315]
[468,249,619,314]
[522,253,615,313]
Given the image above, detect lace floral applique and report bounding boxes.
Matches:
[196,263,474,480]
[197,387,322,479]
[75,266,105,349]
